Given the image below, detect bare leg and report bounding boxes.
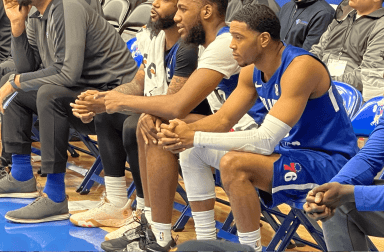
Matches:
[137,128,150,207]
[145,143,179,224]
[220,151,279,232]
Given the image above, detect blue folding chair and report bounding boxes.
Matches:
[334,81,363,119]
[351,96,384,138]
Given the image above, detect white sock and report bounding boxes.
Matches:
[136,196,145,211]
[104,176,128,208]
[151,221,172,247]
[238,229,262,251]
[191,209,216,240]
[144,206,152,225]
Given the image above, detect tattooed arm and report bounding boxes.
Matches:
[113,66,145,95]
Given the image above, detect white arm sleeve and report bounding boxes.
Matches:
[193,114,292,155]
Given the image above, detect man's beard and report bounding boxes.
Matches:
[147,12,176,36]
[183,19,205,46]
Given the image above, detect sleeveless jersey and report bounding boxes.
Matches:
[253,45,358,159]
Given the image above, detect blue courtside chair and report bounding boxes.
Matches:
[334,81,363,119]
[351,96,384,138]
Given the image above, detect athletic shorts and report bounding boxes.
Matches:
[259,148,347,209]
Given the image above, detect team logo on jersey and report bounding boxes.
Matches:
[283,162,302,182]
[371,98,384,126]
[274,84,279,96]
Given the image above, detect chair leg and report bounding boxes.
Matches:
[76,156,104,195]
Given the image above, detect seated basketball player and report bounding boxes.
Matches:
[158,4,359,251]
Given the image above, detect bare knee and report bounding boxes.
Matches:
[220,152,250,192]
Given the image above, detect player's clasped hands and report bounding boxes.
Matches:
[157,119,194,154]
[304,182,355,222]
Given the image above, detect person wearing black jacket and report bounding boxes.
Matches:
[279,0,334,51]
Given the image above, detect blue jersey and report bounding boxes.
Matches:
[164,42,179,83]
[253,45,358,160]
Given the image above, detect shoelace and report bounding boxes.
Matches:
[95,192,108,208]
[122,210,141,226]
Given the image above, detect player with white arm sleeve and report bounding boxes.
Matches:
[158,4,359,250]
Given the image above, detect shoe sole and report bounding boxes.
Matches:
[70,217,126,228]
[4,213,70,223]
[0,191,40,198]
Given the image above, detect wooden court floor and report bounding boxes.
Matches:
[2,138,384,250]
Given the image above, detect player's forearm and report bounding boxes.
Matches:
[117,94,193,120]
[188,112,233,133]
[113,69,144,96]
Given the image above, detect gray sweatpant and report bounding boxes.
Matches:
[323,202,384,251]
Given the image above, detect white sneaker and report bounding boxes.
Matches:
[104,208,143,240]
[70,195,132,228]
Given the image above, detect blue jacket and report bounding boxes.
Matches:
[279,0,334,51]
[331,114,384,211]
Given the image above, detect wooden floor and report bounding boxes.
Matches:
[7,139,384,250]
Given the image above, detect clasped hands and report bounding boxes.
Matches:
[303,182,355,222]
[137,116,195,154]
[70,90,128,123]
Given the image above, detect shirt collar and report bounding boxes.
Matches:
[29,0,56,20]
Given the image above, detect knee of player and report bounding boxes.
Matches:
[220,153,247,185]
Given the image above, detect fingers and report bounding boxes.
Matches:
[155,118,162,132]
[309,183,331,196]
[94,91,108,99]
[314,191,324,204]
[140,128,149,145]
[158,128,179,139]
[158,137,181,146]
[73,111,95,123]
[160,121,179,131]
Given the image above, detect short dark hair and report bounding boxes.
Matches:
[232,4,280,41]
[203,0,228,17]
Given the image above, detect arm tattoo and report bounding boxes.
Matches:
[113,68,145,95]
[167,75,188,95]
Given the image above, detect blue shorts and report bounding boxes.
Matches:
[259,148,347,209]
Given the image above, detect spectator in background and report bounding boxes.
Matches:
[310,0,384,101]
[304,108,384,251]
[226,0,280,22]
[279,0,334,51]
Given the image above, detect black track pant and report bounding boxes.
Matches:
[0,59,17,163]
[94,112,143,198]
[3,85,96,174]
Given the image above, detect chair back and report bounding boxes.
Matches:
[119,1,152,34]
[351,96,384,137]
[334,81,363,119]
[103,0,130,28]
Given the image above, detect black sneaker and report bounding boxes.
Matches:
[118,225,176,252]
[101,213,149,252]
[144,228,177,252]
